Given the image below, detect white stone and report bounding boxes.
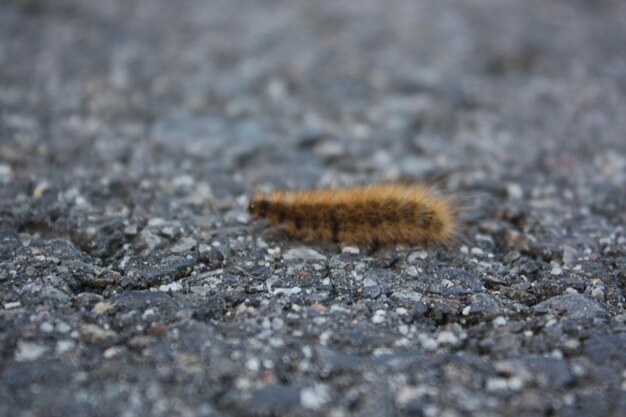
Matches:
[591,287,605,301]
[0,164,11,183]
[56,322,71,333]
[124,225,138,235]
[371,310,386,324]
[159,282,183,292]
[396,307,408,316]
[441,279,454,288]
[283,247,326,261]
[506,183,524,199]
[391,291,422,302]
[172,175,194,189]
[15,341,48,361]
[103,346,122,359]
[408,251,428,263]
[147,217,166,227]
[39,322,54,333]
[267,247,281,256]
[492,316,507,326]
[170,237,197,253]
[550,262,562,275]
[436,331,458,345]
[272,287,302,296]
[4,301,21,309]
[300,384,330,410]
[56,340,74,354]
[406,266,419,277]
[486,378,509,391]
[245,357,260,372]
[419,335,438,351]
[341,246,360,255]
[396,385,422,407]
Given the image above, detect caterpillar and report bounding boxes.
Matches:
[247,184,457,248]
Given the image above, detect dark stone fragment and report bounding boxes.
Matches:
[441,268,483,292]
[478,338,495,353]
[429,300,461,324]
[533,278,588,299]
[222,272,241,285]
[198,246,226,268]
[45,239,89,261]
[192,294,228,321]
[70,217,126,259]
[465,293,503,323]
[123,254,195,288]
[67,261,120,288]
[247,264,271,278]
[414,302,429,317]
[363,283,381,299]
[74,292,104,305]
[108,290,179,329]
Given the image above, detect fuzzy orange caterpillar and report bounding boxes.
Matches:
[248,184,457,247]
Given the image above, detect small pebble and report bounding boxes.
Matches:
[436,331,458,346]
[493,316,507,326]
[4,301,21,309]
[56,322,71,333]
[103,346,123,359]
[591,287,605,302]
[372,310,386,324]
[159,282,183,292]
[283,248,326,261]
[300,384,330,410]
[39,322,54,333]
[506,183,524,199]
[92,302,114,314]
[550,262,562,276]
[272,287,302,296]
[124,225,138,235]
[56,340,74,354]
[0,164,12,183]
[170,237,197,254]
[15,341,48,362]
[420,336,438,351]
[245,357,260,372]
[341,246,360,255]
[408,251,428,262]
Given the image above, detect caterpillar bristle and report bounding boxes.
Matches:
[248,184,458,248]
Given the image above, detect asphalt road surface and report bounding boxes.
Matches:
[1,0,625,416]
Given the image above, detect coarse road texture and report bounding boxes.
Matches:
[1,0,625,416]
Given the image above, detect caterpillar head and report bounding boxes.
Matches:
[248,195,270,219]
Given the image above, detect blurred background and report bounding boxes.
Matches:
[2,0,624,198]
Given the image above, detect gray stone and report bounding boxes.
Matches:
[534,292,607,320]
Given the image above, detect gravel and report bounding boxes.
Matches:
[1,0,625,416]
